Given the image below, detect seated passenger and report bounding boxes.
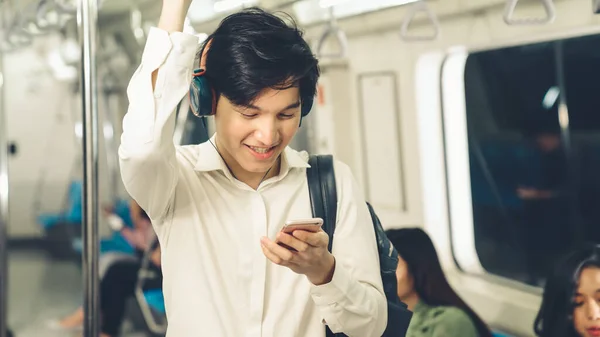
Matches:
[534,243,600,337]
[51,206,156,330]
[97,241,162,337]
[98,199,154,278]
[386,228,493,337]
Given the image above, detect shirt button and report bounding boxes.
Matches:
[154,92,162,99]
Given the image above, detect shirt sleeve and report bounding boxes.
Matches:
[118,27,199,221]
[309,160,388,337]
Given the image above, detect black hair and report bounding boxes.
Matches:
[385,228,493,337]
[534,244,600,337]
[201,7,319,110]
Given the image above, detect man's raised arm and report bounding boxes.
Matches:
[118,0,198,220]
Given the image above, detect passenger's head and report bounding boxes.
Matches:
[386,228,492,337]
[525,127,561,152]
[534,244,600,337]
[202,7,319,178]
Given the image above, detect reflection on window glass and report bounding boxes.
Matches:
[463,35,600,287]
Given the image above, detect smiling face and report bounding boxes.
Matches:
[213,85,302,187]
[574,267,600,337]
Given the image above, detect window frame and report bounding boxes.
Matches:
[435,26,600,289]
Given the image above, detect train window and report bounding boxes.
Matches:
[463,34,600,286]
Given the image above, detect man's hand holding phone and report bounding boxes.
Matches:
[260,218,336,286]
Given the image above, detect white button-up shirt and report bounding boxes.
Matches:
[118,27,387,337]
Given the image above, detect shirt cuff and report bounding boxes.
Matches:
[141,27,172,72]
[169,31,201,69]
[141,27,200,72]
[310,260,351,306]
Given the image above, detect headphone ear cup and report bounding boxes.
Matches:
[190,73,215,117]
[301,97,314,117]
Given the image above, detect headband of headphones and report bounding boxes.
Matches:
[188,39,314,118]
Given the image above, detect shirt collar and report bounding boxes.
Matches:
[193,133,310,178]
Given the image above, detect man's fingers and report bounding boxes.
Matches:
[260,237,295,264]
[276,232,310,252]
[292,230,328,247]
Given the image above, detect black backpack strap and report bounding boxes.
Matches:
[307,155,342,337]
[307,155,337,253]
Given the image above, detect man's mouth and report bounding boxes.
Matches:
[244,144,279,160]
[246,145,276,154]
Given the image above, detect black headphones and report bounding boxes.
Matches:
[188,39,314,119]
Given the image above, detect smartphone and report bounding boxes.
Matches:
[281,218,323,234]
[277,218,323,251]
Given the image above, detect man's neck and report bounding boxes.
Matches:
[237,159,281,190]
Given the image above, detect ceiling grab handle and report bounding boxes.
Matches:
[503,0,556,25]
[5,15,33,49]
[400,0,440,42]
[316,8,348,59]
[54,0,77,14]
[35,0,65,31]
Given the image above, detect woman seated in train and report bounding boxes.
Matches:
[534,243,600,337]
[98,199,155,277]
[385,228,493,337]
[51,206,158,332]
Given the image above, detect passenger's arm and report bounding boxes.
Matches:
[118,0,198,220]
[150,246,162,267]
[309,162,387,337]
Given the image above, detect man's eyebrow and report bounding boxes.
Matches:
[245,101,301,111]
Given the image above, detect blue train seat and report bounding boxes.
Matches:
[143,289,166,314]
[38,180,83,229]
[72,232,136,255]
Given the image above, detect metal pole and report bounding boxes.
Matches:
[0,53,8,337]
[78,0,100,336]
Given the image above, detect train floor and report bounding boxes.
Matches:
[6,248,150,337]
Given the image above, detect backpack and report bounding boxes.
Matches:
[306,154,413,337]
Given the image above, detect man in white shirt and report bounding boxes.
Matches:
[118,0,387,336]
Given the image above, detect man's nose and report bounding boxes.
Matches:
[254,118,278,145]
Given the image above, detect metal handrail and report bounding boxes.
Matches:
[503,0,556,25]
[134,240,167,335]
[400,0,440,42]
